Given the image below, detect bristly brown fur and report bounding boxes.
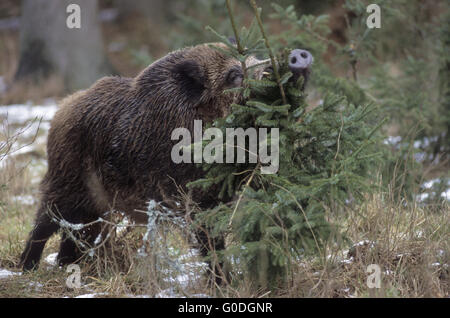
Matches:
[19,43,257,271]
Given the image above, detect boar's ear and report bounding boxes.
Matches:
[172,59,206,105]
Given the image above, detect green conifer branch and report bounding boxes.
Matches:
[228,163,260,226]
[225,0,248,80]
[249,0,287,105]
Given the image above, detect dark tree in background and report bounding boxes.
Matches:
[14,0,113,92]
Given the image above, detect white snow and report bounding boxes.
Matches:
[340,258,354,265]
[94,233,102,245]
[416,192,430,202]
[155,288,180,298]
[383,135,445,164]
[414,136,440,149]
[354,240,375,248]
[178,249,200,261]
[416,178,450,202]
[28,281,43,291]
[115,217,130,236]
[0,269,21,279]
[75,293,107,298]
[0,102,58,124]
[127,294,152,298]
[154,288,209,298]
[57,219,85,231]
[12,194,36,205]
[162,260,208,288]
[383,136,402,146]
[430,262,441,267]
[165,274,190,286]
[0,102,58,166]
[45,253,58,266]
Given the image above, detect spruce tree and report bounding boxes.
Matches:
[189,1,383,289]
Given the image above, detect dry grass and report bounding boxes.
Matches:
[0,116,448,298]
[0,76,65,105]
[283,193,448,297]
[0,171,447,298]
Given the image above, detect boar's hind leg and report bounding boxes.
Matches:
[194,227,228,286]
[20,207,59,271]
[57,208,102,266]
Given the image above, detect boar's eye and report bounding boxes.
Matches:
[225,66,243,88]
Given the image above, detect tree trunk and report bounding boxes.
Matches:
[15,0,112,92]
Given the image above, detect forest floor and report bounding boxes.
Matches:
[0,101,448,298]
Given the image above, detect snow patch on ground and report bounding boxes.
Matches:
[162,249,208,289]
[0,269,21,279]
[28,281,43,291]
[416,178,450,202]
[327,240,376,266]
[74,293,107,298]
[0,102,58,124]
[12,194,36,205]
[383,135,444,163]
[155,288,210,298]
[45,253,58,266]
[116,216,130,236]
[0,102,58,168]
[382,136,449,202]
[155,288,179,298]
[383,136,402,146]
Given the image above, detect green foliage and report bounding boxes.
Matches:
[167,0,241,50]
[173,0,448,290]
[270,3,332,57]
[347,0,449,157]
[0,184,6,208]
[271,0,449,166]
[340,0,449,200]
[189,3,382,290]
[129,48,154,68]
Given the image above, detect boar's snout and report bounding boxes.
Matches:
[288,49,313,87]
[289,49,313,72]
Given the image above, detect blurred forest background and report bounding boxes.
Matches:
[0,0,448,171]
[0,0,448,297]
